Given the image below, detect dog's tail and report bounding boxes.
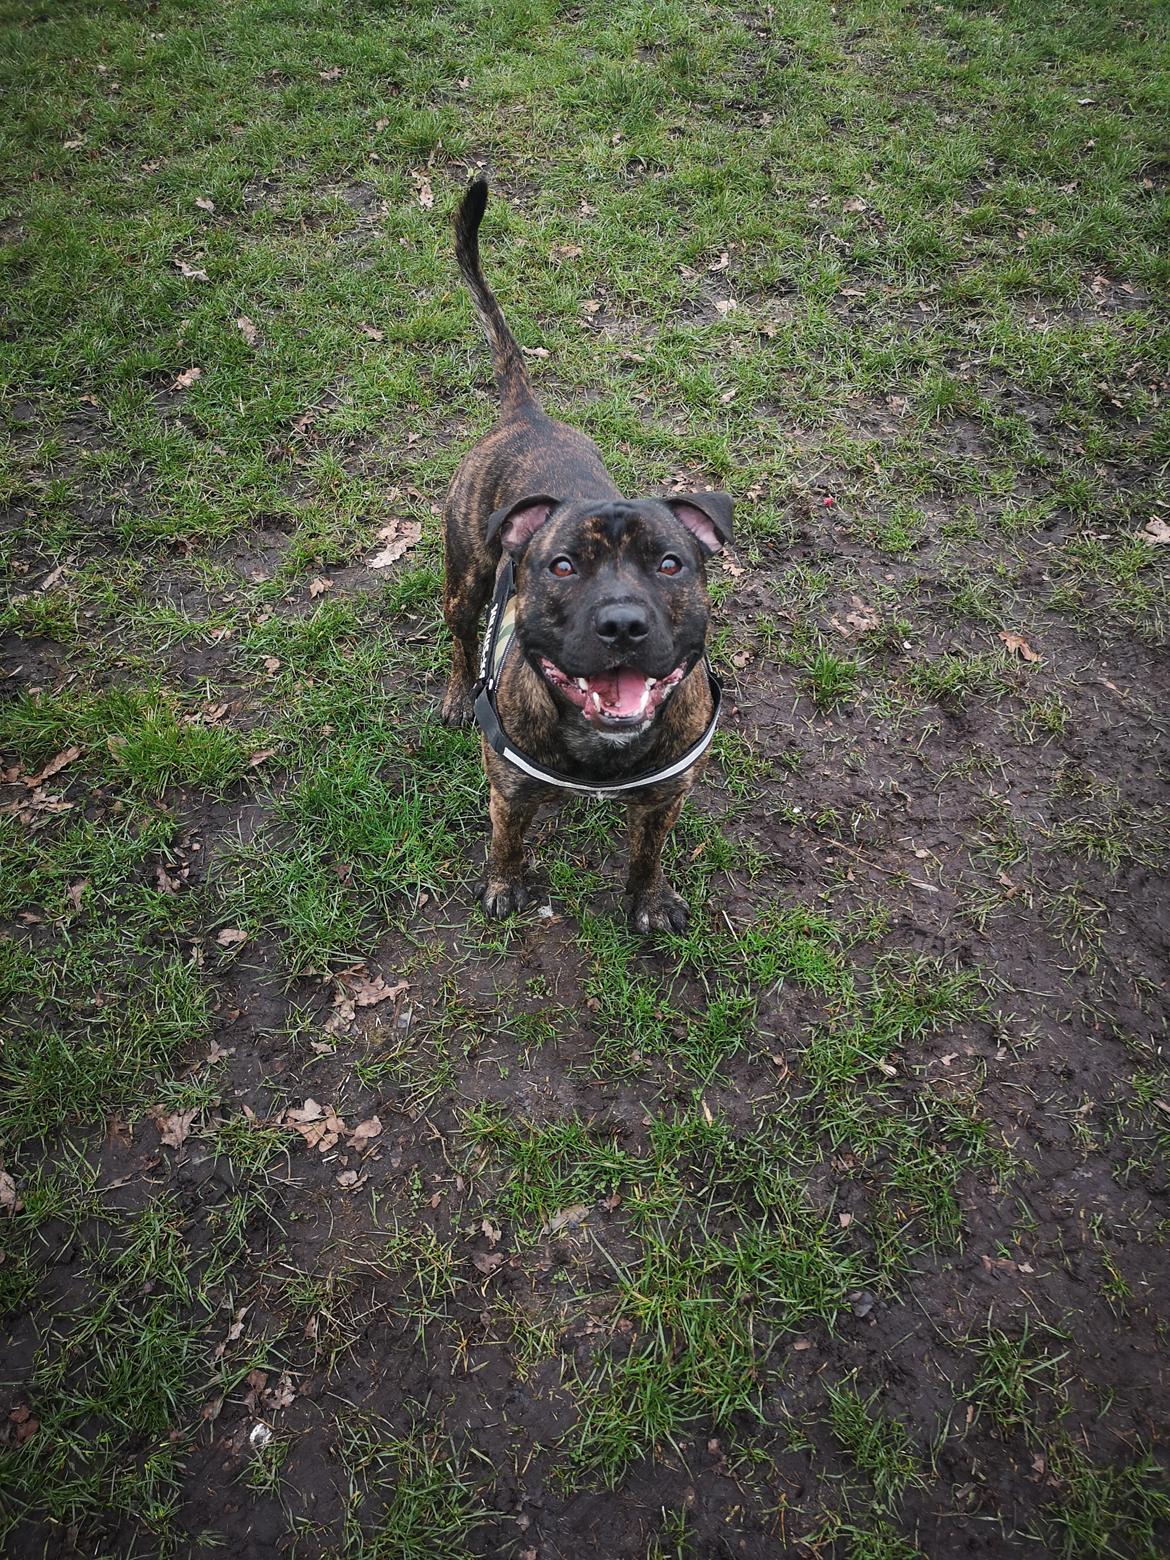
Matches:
[454,177,537,416]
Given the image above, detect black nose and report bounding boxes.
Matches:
[594,601,649,646]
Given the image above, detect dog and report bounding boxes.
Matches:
[440,178,733,933]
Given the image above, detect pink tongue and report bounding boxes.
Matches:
[587,667,647,716]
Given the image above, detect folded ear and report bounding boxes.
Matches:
[662,491,734,555]
[486,495,559,554]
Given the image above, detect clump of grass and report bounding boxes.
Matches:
[804,649,860,712]
[825,1380,924,1507]
[338,1425,489,1560]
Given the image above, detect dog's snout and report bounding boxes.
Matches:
[594,601,649,646]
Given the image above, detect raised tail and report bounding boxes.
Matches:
[454,178,537,415]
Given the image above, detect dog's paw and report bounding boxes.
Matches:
[628,884,690,935]
[477,878,528,919]
[440,686,474,728]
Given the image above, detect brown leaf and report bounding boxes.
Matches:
[235,315,259,346]
[368,518,422,569]
[173,258,209,282]
[25,746,81,787]
[171,366,203,391]
[713,298,737,316]
[284,1099,324,1125]
[551,243,583,261]
[472,1251,505,1275]
[540,1204,589,1236]
[248,748,276,768]
[39,564,67,591]
[349,1116,382,1143]
[360,322,385,341]
[66,879,87,912]
[216,927,248,948]
[482,1218,502,1245]
[195,196,215,213]
[155,1107,197,1150]
[410,170,433,209]
[0,1170,22,1214]
[262,655,281,675]
[1140,517,1170,545]
[308,576,332,598]
[339,971,407,1009]
[580,298,601,316]
[999,631,1041,662]
[318,65,344,81]
[8,1406,38,1442]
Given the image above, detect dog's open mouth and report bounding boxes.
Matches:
[538,659,687,727]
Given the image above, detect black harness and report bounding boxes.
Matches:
[472,557,722,801]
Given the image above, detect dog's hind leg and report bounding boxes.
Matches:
[440,505,495,728]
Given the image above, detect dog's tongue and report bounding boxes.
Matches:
[586,667,647,718]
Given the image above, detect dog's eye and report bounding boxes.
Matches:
[658,554,683,576]
[549,556,576,578]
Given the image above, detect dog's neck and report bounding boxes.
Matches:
[496,648,711,783]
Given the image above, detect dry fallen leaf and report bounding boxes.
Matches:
[216,927,248,948]
[999,631,1041,662]
[360,322,385,341]
[235,315,259,346]
[284,1099,324,1124]
[580,298,601,316]
[262,656,281,675]
[551,243,583,261]
[25,746,81,787]
[172,366,203,391]
[318,65,344,81]
[411,170,434,209]
[173,258,209,281]
[248,748,276,768]
[472,1251,505,1276]
[0,1170,22,1214]
[540,1204,589,1236]
[482,1218,502,1245]
[713,298,737,316]
[39,564,67,591]
[155,1108,196,1150]
[195,196,215,213]
[340,972,408,1009]
[368,518,422,569]
[1140,517,1170,545]
[349,1116,382,1143]
[308,576,331,598]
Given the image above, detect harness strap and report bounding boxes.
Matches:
[472,557,722,801]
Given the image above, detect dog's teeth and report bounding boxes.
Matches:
[577,678,588,692]
[591,692,602,711]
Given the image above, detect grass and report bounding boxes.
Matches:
[2,0,1169,1554]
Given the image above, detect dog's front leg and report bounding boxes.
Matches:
[624,791,689,934]
[479,782,541,918]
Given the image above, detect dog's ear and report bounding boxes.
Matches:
[487,495,559,554]
[662,491,734,556]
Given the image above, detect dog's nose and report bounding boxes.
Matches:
[594,602,649,646]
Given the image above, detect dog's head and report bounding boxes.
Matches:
[488,491,732,733]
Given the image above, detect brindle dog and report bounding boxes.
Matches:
[441,178,733,932]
